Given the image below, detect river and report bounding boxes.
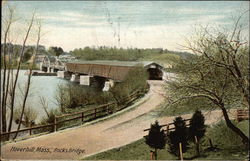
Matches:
[2,70,68,123]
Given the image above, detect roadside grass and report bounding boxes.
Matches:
[83,139,177,160]
[157,98,215,117]
[83,120,249,160]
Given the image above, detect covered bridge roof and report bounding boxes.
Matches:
[65,60,163,81]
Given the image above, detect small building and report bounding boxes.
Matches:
[58,53,76,62]
[35,54,47,63]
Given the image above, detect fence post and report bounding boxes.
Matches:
[166,124,169,135]
[29,125,32,135]
[104,106,107,115]
[150,150,154,160]
[54,117,57,132]
[209,138,214,148]
[82,112,84,123]
[179,142,183,161]
[109,104,113,114]
[195,135,200,156]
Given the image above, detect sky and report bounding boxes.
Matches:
[2,1,249,52]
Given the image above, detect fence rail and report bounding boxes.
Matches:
[236,109,249,122]
[0,124,54,136]
[1,89,146,140]
[143,119,191,132]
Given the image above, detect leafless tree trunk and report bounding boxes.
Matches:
[7,14,35,138]
[14,19,41,139]
[220,105,249,144]
[1,7,14,133]
[4,37,15,127]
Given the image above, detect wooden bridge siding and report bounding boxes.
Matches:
[109,66,133,81]
[65,63,134,81]
[76,64,92,74]
[66,63,76,73]
[91,64,111,78]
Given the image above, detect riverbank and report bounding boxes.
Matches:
[24,70,57,76]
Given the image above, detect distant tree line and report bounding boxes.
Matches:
[1,43,192,67]
[69,46,192,62]
[48,46,64,56]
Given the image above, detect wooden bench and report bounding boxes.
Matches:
[236,109,249,122]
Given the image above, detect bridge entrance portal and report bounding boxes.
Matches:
[147,68,163,80]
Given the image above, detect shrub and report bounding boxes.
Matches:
[110,66,148,103]
[14,106,38,127]
[145,120,166,160]
[39,109,61,125]
[55,83,114,110]
[188,110,206,156]
[188,110,206,142]
[167,116,189,158]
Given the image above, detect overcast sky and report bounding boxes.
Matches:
[2,1,249,52]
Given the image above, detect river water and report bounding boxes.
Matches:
[2,70,68,123]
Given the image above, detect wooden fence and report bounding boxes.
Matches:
[1,89,145,140]
[144,118,191,161]
[236,109,249,122]
[143,119,191,132]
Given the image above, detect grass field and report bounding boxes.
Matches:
[84,120,249,160]
[157,96,216,117]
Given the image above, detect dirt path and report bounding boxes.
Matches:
[1,81,235,160]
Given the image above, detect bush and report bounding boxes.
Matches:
[14,106,38,127]
[188,110,206,156]
[145,120,166,160]
[39,109,61,125]
[188,110,206,142]
[167,116,189,157]
[110,66,148,103]
[55,83,114,110]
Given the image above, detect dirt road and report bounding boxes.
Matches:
[1,80,234,160]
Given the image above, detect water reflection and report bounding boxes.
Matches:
[2,70,68,123]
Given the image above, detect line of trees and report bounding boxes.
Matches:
[48,46,64,56]
[145,110,206,160]
[69,46,191,62]
[0,44,43,63]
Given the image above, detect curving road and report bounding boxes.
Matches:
[1,80,234,160]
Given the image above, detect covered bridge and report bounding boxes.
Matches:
[65,60,164,82]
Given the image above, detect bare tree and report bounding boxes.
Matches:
[6,12,35,138]
[168,11,249,145]
[14,19,42,139]
[1,6,15,132]
[1,5,44,141]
